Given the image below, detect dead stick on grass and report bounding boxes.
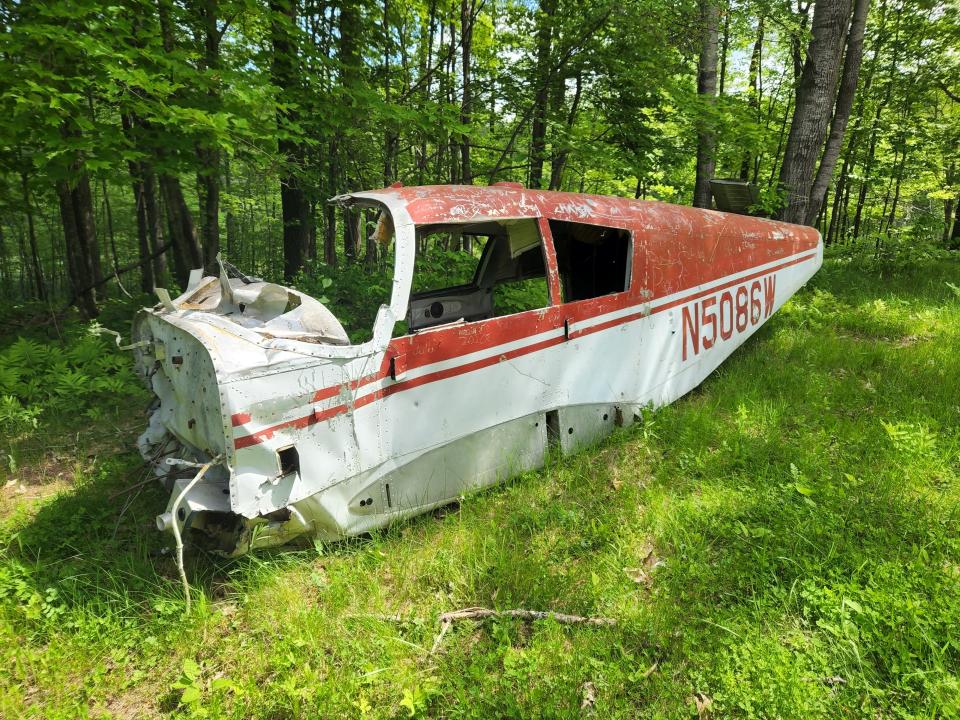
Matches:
[107,473,155,500]
[431,607,616,654]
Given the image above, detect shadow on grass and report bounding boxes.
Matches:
[3,258,958,708]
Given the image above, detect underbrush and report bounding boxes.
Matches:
[0,298,149,457]
[0,256,958,718]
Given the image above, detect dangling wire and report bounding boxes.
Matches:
[169,454,223,613]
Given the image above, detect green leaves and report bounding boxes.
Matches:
[0,327,147,441]
[171,657,203,705]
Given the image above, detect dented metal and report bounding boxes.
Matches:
[132,184,822,555]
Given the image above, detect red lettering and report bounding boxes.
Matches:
[750,281,762,324]
[701,296,717,350]
[682,304,699,361]
[764,275,776,318]
[719,291,734,340]
[735,286,748,332]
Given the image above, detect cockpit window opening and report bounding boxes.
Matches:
[404,218,551,333]
[548,219,632,302]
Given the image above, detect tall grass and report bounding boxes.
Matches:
[1,255,958,718]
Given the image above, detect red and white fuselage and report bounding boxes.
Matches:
[133,185,821,554]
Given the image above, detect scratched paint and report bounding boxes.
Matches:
[132,184,822,555]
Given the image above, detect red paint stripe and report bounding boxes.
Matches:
[231,412,251,427]
[567,253,815,341]
[310,370,383,402]
[233,254,816,449]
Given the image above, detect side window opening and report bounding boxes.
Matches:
[405,219,550,332]
[548,220,632,302]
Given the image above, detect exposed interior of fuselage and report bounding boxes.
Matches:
[404,216,634,332]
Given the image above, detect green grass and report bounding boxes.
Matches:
[2,255,959,718]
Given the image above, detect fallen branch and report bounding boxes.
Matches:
[440,607,617,625]
[431,606,616,654]
[63,239,173,312]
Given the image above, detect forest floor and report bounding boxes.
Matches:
[1,253,959,719]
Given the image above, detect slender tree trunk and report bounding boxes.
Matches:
[131,173,155,292]
[950,195,960,249]
[827,151,851,244]
[460,0,473,184]
[157,0,202,287]
[270,0,311,280]
[741,17,764,180]
[0,223,7,297]
[121,113,154,291]
[549,71,582,191]
[529,0,556,189]
[447,21,460,184]
[160,175,203,287]
[100,177,122,291]
[324,140,338,266]
[224,158,239,260]
[344,207,360,263]
[804,0,870,225]
[852,124,879,241]
[791,1,811,89]
[198,0,221,267]
[56,173,99,317]
[777,0,853,224]
[338,0,362,262]
[20,173,46,300]
[942,162,955,244]
[693,0,719,209]
[143,166,165,281]
[718,1,730,96]
[382,0,398,186]
[883,143,907,235]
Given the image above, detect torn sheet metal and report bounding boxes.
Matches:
[132,184,822,555]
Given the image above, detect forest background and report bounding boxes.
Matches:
[0,0,958,314]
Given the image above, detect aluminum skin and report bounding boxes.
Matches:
[132,184,822,555]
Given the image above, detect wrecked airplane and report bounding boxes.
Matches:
[132,183,822,555]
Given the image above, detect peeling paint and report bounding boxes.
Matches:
[132,184,822,555]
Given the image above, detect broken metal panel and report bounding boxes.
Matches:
[133,184,822,556]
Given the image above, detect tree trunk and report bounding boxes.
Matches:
[529,0,556,189]
[460,0,473,184]
[344,207,360,263]
[383,0,398,186]
[100,177,122,292]
[804,0,870,226]
[883,143,907,235]
[224,158,239,260]
[741,17,764,180]
[157,0,202,287]
[324,141,338,266]
[549,71,582,191]
[132,173,155,292]
[693,0,719,209]
[943,162,955,244]
[791,1,811,88]
[198,0,221,268]
[338,0,362,262]
[778,0,853,224]
[718,1,730,96]
[56,173,99,317]
[20,173,46,300]
[160,174,203,288]
[271,0,311,280]
[950,194,960,249]
[143,165,165,281]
